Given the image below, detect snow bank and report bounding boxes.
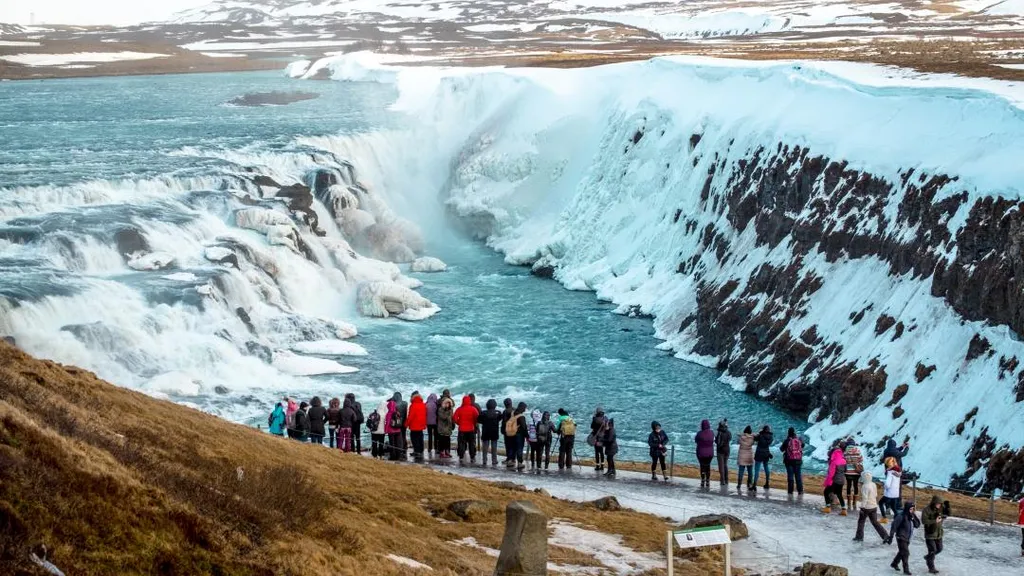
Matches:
[292,339,368,356]
[0,52,169,66]
[272,350,359,375]
[356,280,439,320]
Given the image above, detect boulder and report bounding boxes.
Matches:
[681,513,748,541]
[492,482,528,492]
[799,562,849,576]
[446,500,501,523]
[2,336,15,347]
[494,501,547,576]
[411,257,448,273]
[588,496,621,512]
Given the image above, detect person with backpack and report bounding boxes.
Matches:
[886,501,920,575]
[603,418,618,478]
[479,399,502,466]
[751,425,774,491]
[437,392,455,459]
[780,427,804,495]
[326,397,342,448]
[648,421,669,481]
[881,459,903,524]
[508,402,528,471]
[844,438,864,509]
[501,398,515,468]
[385,398,403,461]
[557,408,576,471]
[290,401,310,442]
[589,407,608,472]
[339,396,358,452]
[822,443,848,515]
[392,392,408,460]
[407,392,427,462]
[346,392,364,454]
[268,402,286,436]
[736,426,755,491]
[454,395,480,464]
[527,409,543,469]
[853,471,888,542]
[714,420,731,486]
[922,495,946,574]
[426,393,438,457]
[536,412,553,470]
[695,419,715,488]
[367,400,386,458]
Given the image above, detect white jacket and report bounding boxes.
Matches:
[884,469,902,499]
[860,471,879,510]
[371,400,388,435]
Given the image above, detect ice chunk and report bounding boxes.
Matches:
[127,252,175,271]
[411,257,448,273]
[272,350,359,375]
[356,280,437,320]
[292,339,368,356]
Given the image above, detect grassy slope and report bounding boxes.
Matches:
[0,342,725,576]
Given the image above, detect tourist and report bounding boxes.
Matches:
[426,393,438,457]
[695,419,715,488]
[881,458,903,524]
[883,438,910,469]
[844,438,864,509]
[780,427,804,495]
[346,392,364,454]
[603,418,618,478]
[511,402,529,471]
[290,401,309,442]
[822,443,848,515]
[922,495,945,574]
[326,397,342,448]
[407,392,427,462]
[267,402,286,437]
[648,421,669,481]
[285,396,298,431]
[736,425,755,491]
[887,502,920,575]
[307,396,327,445]
[557,408,576,471]
[536,412,553,469]
[501,398,514,467]
[479,398,502,466]
[527,409,541,468]
[715,419,731,486]
[437,391,456,459]
[339,397,358,452]
[454,394,480,463]
[368,400,387,458]
[590,407,608,472]
[470,393,483,453]
[392,392,408,460]
[853,471,887,542]
[385,398,403,461]
[751,425,774,491]
[1017,497,1023,556]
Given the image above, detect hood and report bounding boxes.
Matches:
[287,399,298,410]
[930,495,943,507]
[701,419,711,430]
[595,406,604,416]
[886,438,898,451]
[861,471,873,483]
[343,398,353,409]
[311,396,322,408]
[541,411,550,422]
[486,398,497,410]
[411,395,424,406]
[392,392,402,402]
[272,405,284,415]
[329,398,340,409]
[762,425,772,434]
[651,420,661,431]
[460,395,472,407]
[387,399,396,411]
[531,409,542,423]
[718,421,729,432]
[902,501,915,514]
[503,398,513,408]
[427,393,438,405]
[299,402,308,410]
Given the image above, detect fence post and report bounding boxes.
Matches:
[666,530,674,576]
[669,445,675,479]
[988,493,995,525]
[911,477,916,504]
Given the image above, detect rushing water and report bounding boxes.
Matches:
[0,71,816,468]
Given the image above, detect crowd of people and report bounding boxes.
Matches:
[268,393,1024,573]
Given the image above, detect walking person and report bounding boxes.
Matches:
[536,412,553,469]
[426,393,438,457]
[736,426,755,491]
[407,392,427,462]
[822,443,848,515]
[780,427,804,495]
[290,401,309,442]
[268,402,286,437]
[589,407,608,472]
[881,459,903,524]
[887,501,920,575]
[648,421,669,481]
[437,392,455,459]
[853,471,888,542]
[556,408,576,471]
[695,419,715,488]
[751,425,774,491]
[385,398,403,461]
[347,392,364,454]
[454,395,480,464]
[844,438,864,509]
[368,400,386,458]
[339,396,357,452]
[326,397,342,448]
[922,495,945,574]
[479,398,502,466]
[603,418,618,478]
[715,419,731,486]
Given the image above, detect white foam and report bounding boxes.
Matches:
[272,350,359,375]
[292,339,368,356]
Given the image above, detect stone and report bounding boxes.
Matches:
[213,385,230,395]
[494,500,547,576]
[114,227,149,258]
[533,488,551,498]
[445,500,501,523]
[588,496,621,512]
[680,513,748,540]
[2,336,15,347]
[492,481,528,492]
[798,562,849,576]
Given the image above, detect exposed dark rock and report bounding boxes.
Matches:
[954,407,979,435]
[874,314,896,335]
[625,305,652,319]
[982,446,1024,495]
[588,496,620,511]
[915,363,936,383]
[886,383,909,408]
[252,175,282,189]
[1017,372,1024,403]
[245,341,272,363]
[680,513,748,540]
[235,308,256,334]
[531,264,555,279]
[213,385,229,395]
[494,501,547,576]
[226,91,319,107]
[891,322,905,341]
[114,228,149,258]
[799,562,849,576]
[892,405,905,419]
[998,355,1019,380]
[445,499,501,523]
[965,334,991,362]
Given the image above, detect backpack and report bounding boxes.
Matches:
[785,437,803,461]
[536,422,551,443]
[833,464,847,485]
[560,417,576,436]
[388,410,402,430]
[505,415,520,437]
[366,411,380,432]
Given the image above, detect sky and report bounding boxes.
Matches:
[0,0,211,25]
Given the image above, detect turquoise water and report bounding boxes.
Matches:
[0,71,815,469]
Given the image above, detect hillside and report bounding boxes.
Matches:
[0,341,704,575]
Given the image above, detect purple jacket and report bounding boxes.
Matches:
[695,419,716,459]
[426,393,438,426]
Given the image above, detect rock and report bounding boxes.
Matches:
[226,91,319,107]
[114,227,149,258]
[213,385,229,395]
[2,336,15,347]
[236,308,256,334]
[246,341,272,363]
[533,488,551,498]
[411,257,448,273]
[446,500,501,523]
[205,246,239,268]
[681,513,748,540]
[588,496,621,512]
[494,501,547,576]
[531,263,555,279]
[492,481,528,492]
[799,562,848,576]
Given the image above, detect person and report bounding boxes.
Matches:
[501,398,515,467]
[268,402,286,436]
[536,412,553,470]
[922,495,945,574]
[844,438,864,509]
[780,427,804,495]
[479,399,502,466]
[392,392,408,460]
[822,443,848,515]
[853,471,888,542]
[557,408,576,471]
[290,401,309,442]
[603,418,618,478]
[648,421,669,481]
[437,392,455,459]
[695,419,716,488]
[426,393,439,457]
[751,425,774,491]
[385,398,403,461]
[715,419,731,486]
[1017,497,1024,557]
[887,501,920,575]
[407,392,427,462]
[454,394,480,463]
[469,393,483,453]
[509,402,528,471]
[881,459,903,524]
[346,392,364,454]
[527,409,541,469]
[306,396,327,445]
[590,407,608,472]
[339,396,358,452]
[326,397,342,448]
[285,397,298,432]
[883,438,910,469]
[368,400,387,459]
[736,426,755,491]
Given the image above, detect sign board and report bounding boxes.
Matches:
[673,525,731,549]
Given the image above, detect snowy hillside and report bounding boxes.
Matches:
[297,53,1024,491]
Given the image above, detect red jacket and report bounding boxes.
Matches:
[1018,499,1024,526]
[407,395,427,432]
[453,395,479,433]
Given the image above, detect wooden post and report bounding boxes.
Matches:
[669,445,675,479]
[666,531,674,576]
[723,524,732,576]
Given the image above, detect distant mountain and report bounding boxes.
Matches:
[0,23,26,35]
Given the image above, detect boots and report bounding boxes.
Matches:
[840,508,848,516]
[652,473,658,481]
[821,506,832,514]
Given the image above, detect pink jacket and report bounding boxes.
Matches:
[285,399,298,428]
[384,400,400,434]
[825,448,847,487]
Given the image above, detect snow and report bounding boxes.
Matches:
[271,350,359,375]
[984,0,1024,15]
[162,272,199,282]
[385,554,432,571]
[0,51,169,66]
[127,252,176,271]
[548,521,663,574]
[410,256,447,272]
[0,40,41,46]
[200,51,245,58]
[291,339,368,356]
[182,39,356,51]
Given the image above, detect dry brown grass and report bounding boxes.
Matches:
[0,342,733,575]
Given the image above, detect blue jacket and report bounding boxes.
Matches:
[268,405,285,435]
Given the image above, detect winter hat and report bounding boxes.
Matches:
[930,495,943,507]
[299,401,308,409]
[787,427,797,438]
[595,406,604,415]
[651,421,661,431]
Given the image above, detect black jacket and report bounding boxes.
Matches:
[293,409,310,434]
[352,401,364,426]
[889,503,920,542]
[591,414,607,435]
[883,439,909,467]
[648,430,669,458]
[479,409,502,441]
[715,424,732,455]
[307,405,327,435]
[340,399,357,428]
[754,430,774,462]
